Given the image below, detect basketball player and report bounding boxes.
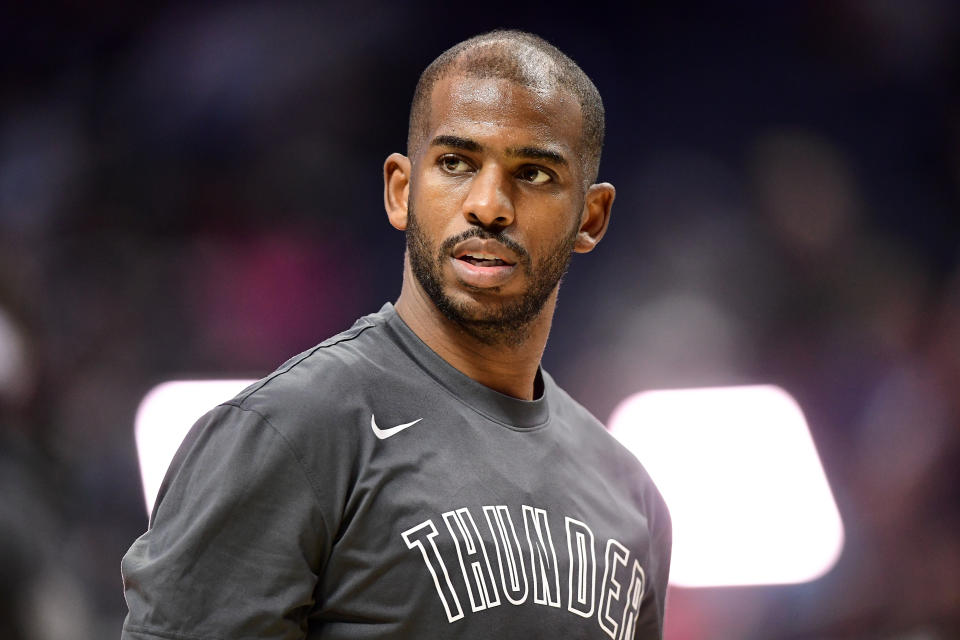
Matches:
[121,30,672,639]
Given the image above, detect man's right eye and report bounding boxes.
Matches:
[439,156,472,173]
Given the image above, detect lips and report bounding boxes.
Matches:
[449,237,519,288]
[452,238,518,265]
[458,251,511,267]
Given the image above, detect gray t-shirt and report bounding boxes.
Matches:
[121,303,671,639]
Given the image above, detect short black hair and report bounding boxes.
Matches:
[407,30,605,184]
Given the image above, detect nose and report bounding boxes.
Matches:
[462,166,515,229]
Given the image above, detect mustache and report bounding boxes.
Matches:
[438,227,530,264]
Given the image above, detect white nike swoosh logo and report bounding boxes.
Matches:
[370,415,423,440]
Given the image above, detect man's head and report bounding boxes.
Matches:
[407,30,606,185]
[385,31,614,346]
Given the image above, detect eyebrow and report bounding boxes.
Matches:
[430,135,481,153]
[507,145,568,167]
[430,135,569,167]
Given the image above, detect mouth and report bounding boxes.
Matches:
[455,251,515,268]
[449,238,520,288]
[451,237,519,266]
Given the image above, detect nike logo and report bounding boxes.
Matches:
[370,415,423,440]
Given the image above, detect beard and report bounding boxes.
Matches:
[406,205,578,346]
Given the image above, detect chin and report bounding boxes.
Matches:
[451,283,551,323]
[441,287,506,317]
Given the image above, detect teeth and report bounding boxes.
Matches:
[465,252,499,260]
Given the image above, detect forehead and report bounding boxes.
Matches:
[425,74,584,160]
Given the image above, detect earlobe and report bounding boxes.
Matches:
[574,182,615,253]
[384,153,412,230]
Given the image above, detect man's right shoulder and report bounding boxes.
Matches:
[220,311,393,436]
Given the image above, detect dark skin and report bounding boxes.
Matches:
[384,72,615,400]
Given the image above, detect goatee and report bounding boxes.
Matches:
[405,207,577,346]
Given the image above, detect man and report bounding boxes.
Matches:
[122,30,671,639]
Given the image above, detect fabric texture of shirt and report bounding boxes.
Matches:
[121,303,672,639]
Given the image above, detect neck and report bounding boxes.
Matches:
[394,265,555,401]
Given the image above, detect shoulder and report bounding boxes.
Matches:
[225,310,394,428]
[545,372,633,464]
[153,311,400,524]
[170,309,406,480]
[546,372,671,520]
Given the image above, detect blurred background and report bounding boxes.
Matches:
[1,1,958,638]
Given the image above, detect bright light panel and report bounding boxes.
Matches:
[134,379,255,516]
[608,385,844,588]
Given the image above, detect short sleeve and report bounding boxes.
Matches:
[121,403,330,640]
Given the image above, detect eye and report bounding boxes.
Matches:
[439,155,473,174]
[518,166,552,185]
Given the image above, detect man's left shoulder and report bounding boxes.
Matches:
[547,373,666,496]
[547,374,625,451]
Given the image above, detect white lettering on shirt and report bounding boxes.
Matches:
[403,505,648,635]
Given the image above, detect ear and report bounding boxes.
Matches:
[574,182,615,253]
[384,152,412,230]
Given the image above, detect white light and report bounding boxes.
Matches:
[608,385,844,588]
[134,379,255,516]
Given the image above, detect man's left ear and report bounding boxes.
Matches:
[574,182,615,253]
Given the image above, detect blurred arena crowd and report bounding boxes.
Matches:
[0,2,957,638]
